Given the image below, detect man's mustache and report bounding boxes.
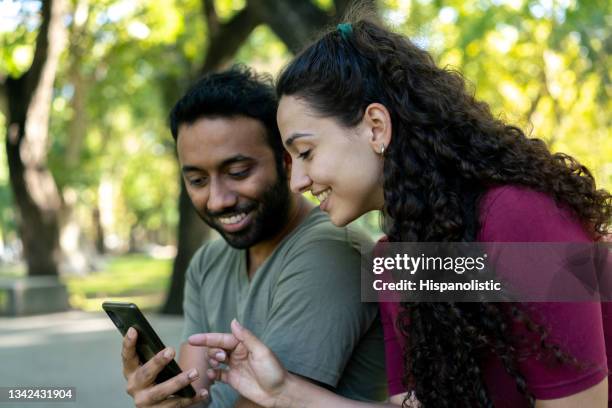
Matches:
[205,202,258,219]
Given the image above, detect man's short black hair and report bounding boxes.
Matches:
[169,65,284,169]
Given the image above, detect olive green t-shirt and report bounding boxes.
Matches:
[182,208,387,407]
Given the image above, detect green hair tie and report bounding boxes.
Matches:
[337,22,353,39]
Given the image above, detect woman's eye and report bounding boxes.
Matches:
[298,149,311,160]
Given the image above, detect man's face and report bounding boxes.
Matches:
[177,116,291,249]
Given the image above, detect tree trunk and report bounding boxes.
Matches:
[4,0,67,277]
[250,0,329,53]
[65,0,90,168]
[92,207,105,254]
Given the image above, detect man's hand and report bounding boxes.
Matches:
[122,327,209,407]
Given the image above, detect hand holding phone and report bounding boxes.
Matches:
[103,301,208,406]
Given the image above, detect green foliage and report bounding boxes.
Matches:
[0,26,35,76]
[43,0,205,247]
[63,254,172,311]
[0,1,40,76]
[382,0,611,191]
[235,24,291,75]
[214,0,247,21]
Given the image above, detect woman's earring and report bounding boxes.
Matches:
[380,143,385,155]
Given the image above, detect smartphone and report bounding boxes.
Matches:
[102,301,196,398]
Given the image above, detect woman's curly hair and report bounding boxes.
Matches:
[277,16,611,408]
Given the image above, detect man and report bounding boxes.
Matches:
[120,67,386,407]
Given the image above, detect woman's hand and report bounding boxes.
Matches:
[189,319,289,408]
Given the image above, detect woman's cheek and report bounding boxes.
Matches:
[311,160,331,184]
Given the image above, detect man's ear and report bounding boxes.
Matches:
[363,103,392,155]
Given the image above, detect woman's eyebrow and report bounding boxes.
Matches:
[284,132,313,147]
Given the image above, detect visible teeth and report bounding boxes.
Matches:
[218,213,247,225]
[314,189,331,203]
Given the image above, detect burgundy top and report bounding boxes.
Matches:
[380,185,610,406]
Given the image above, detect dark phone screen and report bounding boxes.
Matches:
[102,301,196,398]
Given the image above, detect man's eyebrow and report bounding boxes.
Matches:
[284,132,313,147]
[220,154,253,167]
[181,165,201,173]
[181,155,253,174]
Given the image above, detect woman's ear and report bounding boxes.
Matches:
[283,151,292,173]
[363,103,392,155]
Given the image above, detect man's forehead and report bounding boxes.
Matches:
[177,116,273,167]
[179,116,268,145]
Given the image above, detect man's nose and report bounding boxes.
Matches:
[207,179,238,213]
[289,162,312,194]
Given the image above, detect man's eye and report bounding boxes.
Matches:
[188,176,207,187]
[298,149,311,160]
[228,168,250,178]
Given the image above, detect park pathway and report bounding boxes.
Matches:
[0,310,185,407]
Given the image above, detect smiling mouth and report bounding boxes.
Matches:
[214,209,256,233]
[218,212,248,225]
[313,188,331,203]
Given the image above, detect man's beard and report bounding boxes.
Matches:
[197,173,292,249]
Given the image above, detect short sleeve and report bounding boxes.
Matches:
[479,186,608,400]
[514,302,608,400]
[181,246,210,342]
[260,239,379,387]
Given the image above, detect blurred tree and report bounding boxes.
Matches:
[49,0,204,262]
[0,0,67,276]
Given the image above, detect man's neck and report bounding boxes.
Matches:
[246,194,313,279]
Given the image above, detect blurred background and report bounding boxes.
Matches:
[1,0,610,314]
[0,0,610,405]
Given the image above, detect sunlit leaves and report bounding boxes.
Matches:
[214,0,246,21]
[235,25,290,75]
[384,0,611,190]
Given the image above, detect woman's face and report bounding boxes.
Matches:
[277,95,387,226]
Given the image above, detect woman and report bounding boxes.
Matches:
[189,17,612,407]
